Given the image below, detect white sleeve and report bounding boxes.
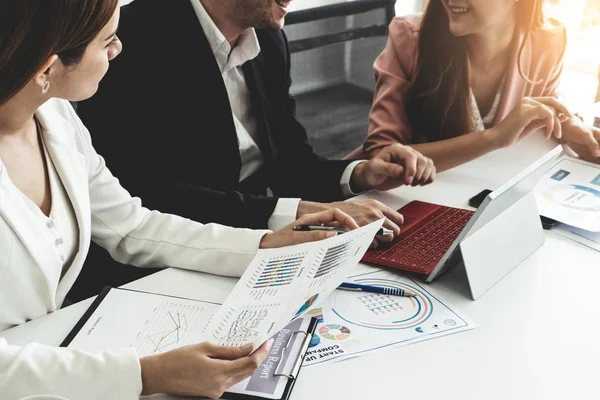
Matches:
[340,160,367,198]
[267,198,301,231]
[0,338,141,400]
[65,103,270,277]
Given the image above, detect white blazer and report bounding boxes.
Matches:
[0,99,270,399]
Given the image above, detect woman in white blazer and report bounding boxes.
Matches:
[0,1,359,399]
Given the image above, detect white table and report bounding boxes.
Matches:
[3,134,600,400]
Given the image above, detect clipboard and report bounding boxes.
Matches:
[223,317,318,400]
[60,286,317,400]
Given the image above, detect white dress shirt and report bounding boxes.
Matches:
[190,0,363,230]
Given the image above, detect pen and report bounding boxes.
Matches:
[338,282,416,297]
[292,225,394,236]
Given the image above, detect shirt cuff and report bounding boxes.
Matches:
[341,160,367,198]
[267,198,301,231]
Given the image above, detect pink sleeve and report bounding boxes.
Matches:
[542,24,567,98]
[363,18,419,158]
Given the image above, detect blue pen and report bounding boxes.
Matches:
[338,282,416,297]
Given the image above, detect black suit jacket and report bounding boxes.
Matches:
[77,0,352,230]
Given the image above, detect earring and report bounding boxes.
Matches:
[41,81,50,94]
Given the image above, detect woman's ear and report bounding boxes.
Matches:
[33,54,60,92]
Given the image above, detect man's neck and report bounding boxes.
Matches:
[466,20,516,73]
[199,0,245,47]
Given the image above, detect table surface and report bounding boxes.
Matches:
[4,133,600,400]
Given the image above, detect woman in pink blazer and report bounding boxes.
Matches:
[354,0,600,172]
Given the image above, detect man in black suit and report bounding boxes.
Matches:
[72,0,435,299]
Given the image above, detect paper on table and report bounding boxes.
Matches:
[304,268,475,367]
[534,156,600,232]
[554,223,600,252]
[65,288,312,400]
[202,219,385,350]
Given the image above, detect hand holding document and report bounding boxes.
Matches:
[202,219,385,350]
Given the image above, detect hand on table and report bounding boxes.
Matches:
[297,199,403,249]
[259,208,359,249]
[560,117,600,163]
[140,340,273,398]
[486,97,572,149]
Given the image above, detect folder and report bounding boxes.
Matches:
[60,287,317,400]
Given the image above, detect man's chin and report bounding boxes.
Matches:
[257,17,285,31]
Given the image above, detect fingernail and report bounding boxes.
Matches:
[325,231,337,238]
[267,339,274,351]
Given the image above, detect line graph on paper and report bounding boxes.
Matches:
[213,304,278,347]
[132,302,205,357]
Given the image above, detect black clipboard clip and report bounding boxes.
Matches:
[273,329,313,380]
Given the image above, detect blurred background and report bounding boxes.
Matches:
[118,0,600,158]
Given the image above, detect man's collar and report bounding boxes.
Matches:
[190,0,260,62]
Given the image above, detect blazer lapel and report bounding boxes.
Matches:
[0,164,61,302]
[243,53,274,164]
[169,0,243,181]
[35,105,91,299]
[494,29,531,123]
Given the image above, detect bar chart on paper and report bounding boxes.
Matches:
[132,302,206,357]
[248,252,307,290]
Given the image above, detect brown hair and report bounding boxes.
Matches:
[0,0,119,105]
[407,0,544,142]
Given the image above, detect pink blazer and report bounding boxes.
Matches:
[346,14,567,159]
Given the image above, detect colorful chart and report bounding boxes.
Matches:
[319,324,351,340]
[251,254,305,289]
[541,183,600,212]
[329,277,433,330]
[296,294,319,316]
[314,242,350,278]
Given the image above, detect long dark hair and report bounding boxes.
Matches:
[0,0,119,105]
[407,0,544,142]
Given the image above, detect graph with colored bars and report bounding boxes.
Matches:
[249,252,306,289]
[313,242,350,279]
[133,302,204,357]
[359,294,403,315]
[214,304,276,347]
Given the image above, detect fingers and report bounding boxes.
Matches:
[553,108,562,140]
[369,238,379,249]
[533,97,573,119]
[224,340,273,376]
[206,343,253,360]
[413,157,435,186]
[523,102,555,140]
[380,145,418,185]
[380,205,403,232]
[295,208,359,231]
[583,127,600,157]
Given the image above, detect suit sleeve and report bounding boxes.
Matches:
[0,337,141,400]
[75,9,279,230]
[267,31,351,203]
[76,95,279,230]
[65,102,270,276]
